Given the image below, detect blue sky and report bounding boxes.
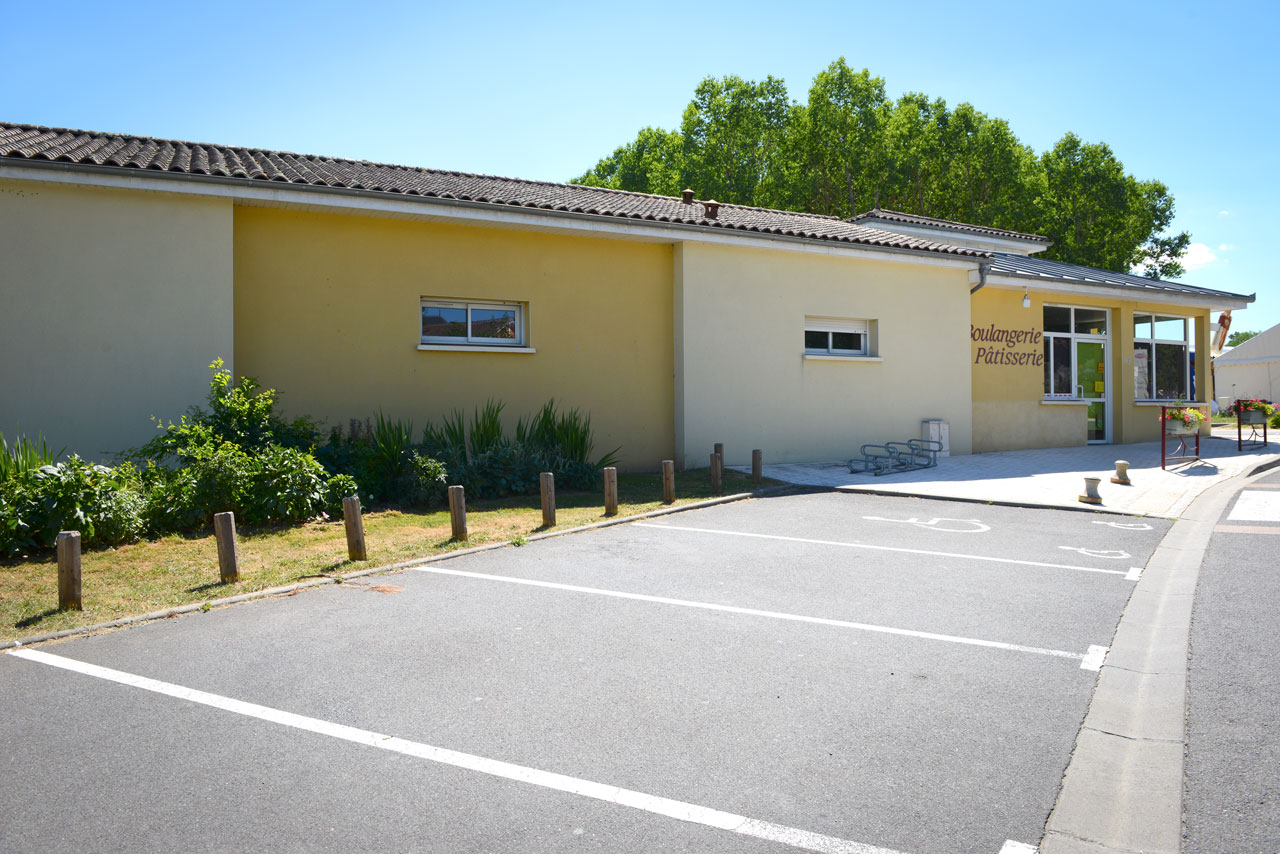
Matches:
[4,0,1276,333]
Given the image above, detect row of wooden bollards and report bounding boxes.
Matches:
[50,451,764,612]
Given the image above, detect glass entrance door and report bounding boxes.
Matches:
[1076,340,1108,443]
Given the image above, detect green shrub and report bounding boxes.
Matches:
[0,456,145,554]
[241,446,329,525]
[406,452,448,506]
[324,474,360,514]
[135,359,320,463]
[463,443,541,499]
[0,430,64,481]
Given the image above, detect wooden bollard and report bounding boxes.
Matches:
[213,511,240,583]
[661,460,675,504]
[448,485,468,541]
[710,453,723,496]
[342,496,367,561]
[603,466,618,516]
[540,472,556,528]
[56,531,82,611]
[752,449,763,484]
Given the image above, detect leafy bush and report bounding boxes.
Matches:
[135,359,320,463]
[406,452,448,506]
[0,457,145,555]
[325,474,360,514]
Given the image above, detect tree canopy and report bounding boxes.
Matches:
[1226,330,1259,347]
[573,58,1189,279]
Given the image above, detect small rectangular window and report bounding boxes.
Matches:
[804,317,871,356]
[421,299,525,347]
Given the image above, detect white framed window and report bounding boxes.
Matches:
[804,317,871,357]
[1133,313,1191,401]
[421,298,525,347]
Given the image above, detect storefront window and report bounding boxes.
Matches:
[1133,314,1190,400]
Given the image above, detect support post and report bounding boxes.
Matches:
[56,531,82,611]
[661,460,675,504]
[342,495,367,561]
[710,453,723,496]
[540,472,556,528]
[713,442,724,463]
[751,449,762,484]
[448,485,468,541]
[213,511,240,583]
[603,467,618,517]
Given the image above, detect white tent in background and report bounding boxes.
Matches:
[1214,321,1280,404]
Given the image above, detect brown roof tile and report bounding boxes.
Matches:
[0,121,990,259]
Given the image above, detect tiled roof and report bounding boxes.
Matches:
[988,252,1253,302]
[0,122,989,259]
[850,207,1051,243]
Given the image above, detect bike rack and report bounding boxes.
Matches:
[849,439,944,477]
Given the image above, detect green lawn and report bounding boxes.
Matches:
[2,468,779,641]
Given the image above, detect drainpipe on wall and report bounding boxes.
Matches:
[969,262,991,295]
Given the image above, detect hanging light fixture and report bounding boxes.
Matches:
[1021,287,1031,309]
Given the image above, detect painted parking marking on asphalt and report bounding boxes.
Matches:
[1227,491,1280,522]
[1213,525,1280,535]
[632,522,1134,578]
[1056,547,1131,560]
[6,647,915,854]
[1091,520,1154,530]
[408,565,1106,669]
[861,516,991,533]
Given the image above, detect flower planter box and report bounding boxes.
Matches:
[1165,420,1199,436]
[1240,409,1268,425]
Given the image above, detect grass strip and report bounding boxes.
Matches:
[2,469,776,641]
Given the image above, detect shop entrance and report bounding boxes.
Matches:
[1076,340,1108,443]
[1043,306,1112,444]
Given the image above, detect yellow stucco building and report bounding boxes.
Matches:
[0,123,1254,468]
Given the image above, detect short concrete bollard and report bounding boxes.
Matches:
[1111,460,1131,486]
[448,485,468,541]
[56,531,82,611]
[213,511,241,583]
[1079,477,1103,505]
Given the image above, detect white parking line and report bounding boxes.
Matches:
[409,565,1103,669]
[9,648,909,854]
[632,523,1132,578]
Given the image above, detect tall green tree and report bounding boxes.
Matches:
[677,74,792,205]
[573,127,683,196]
[570,62,1191,278]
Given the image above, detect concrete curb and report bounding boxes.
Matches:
[1,484,792,651]
[1038,463,1269,853]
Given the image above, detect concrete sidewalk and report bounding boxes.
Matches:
[744,428,1280,518]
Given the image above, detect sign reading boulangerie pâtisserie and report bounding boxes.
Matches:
[971,323,1044,366]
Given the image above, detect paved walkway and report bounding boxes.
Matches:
[743,428,1279,518]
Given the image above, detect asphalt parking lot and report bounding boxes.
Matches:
[1,491,1173,854]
